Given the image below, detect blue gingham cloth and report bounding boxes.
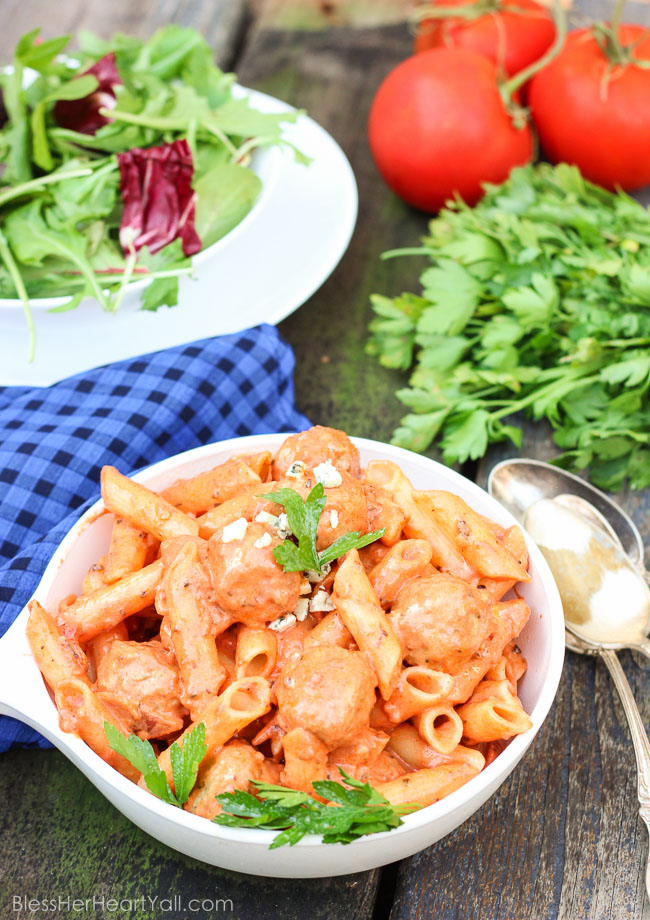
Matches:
[0,325,310,750]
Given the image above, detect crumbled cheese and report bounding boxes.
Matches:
[294,598,310,621]
[254,532,272,549]
[222,517,248,543]
[307,563,331,583]
[309,589,336,613]
[269,613,297,632]
[313,460,342,489]
[277,512,292,538]
[329,509,339,528]
[255,511,278,526]
[287,460,306,477]
[299,578,311,595]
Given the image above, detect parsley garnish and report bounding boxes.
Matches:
[367,162,650,492]
[260,483,384,575]
[213,768,418,847]
[104,721,207,807]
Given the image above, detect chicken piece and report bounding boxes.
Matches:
[207,521,300,627]
[276,644,377,749]
[272,426,361,479]
[389,573,492,672]
[95,639,187,739]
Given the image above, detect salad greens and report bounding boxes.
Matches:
[0,27,305,358]
[367,163,650,492]
[259,483,384,575]
[214,769,418,847]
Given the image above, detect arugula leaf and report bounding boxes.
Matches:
[367,162,650,491]
[104,721,207,807]
[214,768,418,847]
[260,484,384,575]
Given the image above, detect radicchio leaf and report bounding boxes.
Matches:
[117,139,202,257]
[54,52,122,135]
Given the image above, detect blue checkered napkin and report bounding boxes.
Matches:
[0,325,310,750]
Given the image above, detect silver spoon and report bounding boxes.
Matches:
[489,460,650,659]
[488,458,650,901]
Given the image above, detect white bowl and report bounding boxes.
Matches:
[0,85,281,317]
[0,435,565,878]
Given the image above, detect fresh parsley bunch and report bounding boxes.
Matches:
[260,482,384,576]
[214,769,418,847]
[367,163,650,491]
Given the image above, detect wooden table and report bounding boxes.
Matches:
[1,1,649,917]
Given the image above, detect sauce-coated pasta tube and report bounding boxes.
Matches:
[235,626,277,680]
[374,762,478,807]
[197,482,279,539]
[365,461,473,580]
[54,678,140,781]
[163,541,226,719]
[58,559,163,642]
[101,466,199,541]
[363,483,408,546]
[369,539,433,608]
[457,678,532,742]
[415,491,530,583]
[332,549,402,700]
[104,518,150,583]
[154,677,272,788]
[162,457,264,516]
[281,727,328,794]
[388,724,486,773]
[82,556,108,595]
[415,705,464,755]
[27,600,91,691]
[383,667,454,723]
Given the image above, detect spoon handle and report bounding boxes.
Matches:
[600,648,650,902]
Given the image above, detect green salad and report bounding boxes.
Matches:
[0,27,306,357]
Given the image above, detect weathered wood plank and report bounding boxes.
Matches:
[0,748,378,920]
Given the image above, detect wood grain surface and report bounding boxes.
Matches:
[1,1,649,918]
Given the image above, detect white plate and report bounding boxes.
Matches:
[0,434,565,877]
[0,89,358,387]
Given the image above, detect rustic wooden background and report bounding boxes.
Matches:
[0,1,649,918]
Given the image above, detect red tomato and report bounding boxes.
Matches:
[367,48,533,212]
[529,26,650,191]
[415,0,555,77]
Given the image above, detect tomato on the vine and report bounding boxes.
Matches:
[367,47,533,212]
[529,25,650,191]
[414,0,555,77]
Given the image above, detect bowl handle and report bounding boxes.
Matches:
[0,608,51,725]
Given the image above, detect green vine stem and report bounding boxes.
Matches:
[592,0,650,69]
[500,0,567,104]
[411,0,547,23]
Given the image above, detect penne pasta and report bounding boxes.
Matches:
[162,456,265,516]
[365,461,474,580]
[235,626,278,680]
[303,611,353,650]
[383,666,454,723]
[104,517,151,583]
[58,559,164,643]
[415,705,464,755]
[162,540,227,719]
[26,600,91,691]
[55,678,140,781]
[101,466,199,541]
[368,539,433,608]
[374,762,479,807]
[154,677,272,789]
[332,549,402,700]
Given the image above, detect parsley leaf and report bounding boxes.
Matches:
[367,162,650,491]
[260,484,384,575]
[213,768,418,847]
[104,721,207,807]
